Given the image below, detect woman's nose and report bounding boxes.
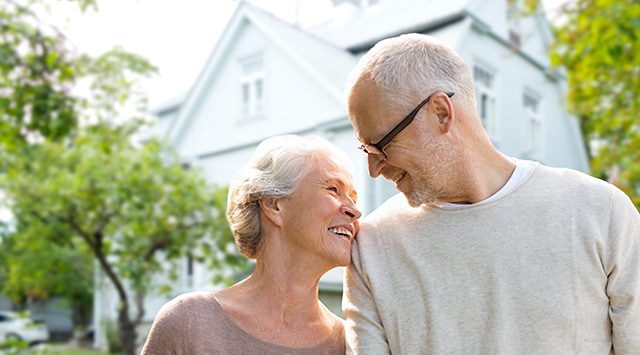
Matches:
[342,202,362,220]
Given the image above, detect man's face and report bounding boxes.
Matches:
[347,77,453,207]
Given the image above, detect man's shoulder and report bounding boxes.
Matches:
[358,193,427,239]
[526,164,637,216]
[364,193,413,221]
[533,164,623,195]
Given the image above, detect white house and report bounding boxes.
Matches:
[95,0,589,348]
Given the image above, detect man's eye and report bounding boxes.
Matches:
[328,186,338,193]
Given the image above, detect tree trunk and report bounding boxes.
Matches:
[89,232,139,355]
[118,307,137,355]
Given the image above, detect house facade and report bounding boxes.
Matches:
[95,0,589,348]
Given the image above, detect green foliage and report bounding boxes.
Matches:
[0,0,77,147]
[74,46,157,124]
[550,0,640,206]
[0,120,247,354]
[0,1,245,353]
[104,321,122,354]
[1,121,247,296]
[1,222,93,325]
[0,0,155,150]
[0,337,29,354]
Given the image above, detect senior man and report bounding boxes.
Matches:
[342,33,640,354]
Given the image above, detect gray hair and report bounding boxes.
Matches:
[345,33,476,113]
[226,134,354,259]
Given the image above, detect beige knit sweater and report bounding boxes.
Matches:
[344,163,640,354]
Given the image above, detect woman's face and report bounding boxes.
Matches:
[278,154,361,269]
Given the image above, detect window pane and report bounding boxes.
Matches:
[474,66,493,88]
[524,95,538,112]
[239,55,265,117]
[480,94,488,121]
[242,58,263,75]
[242,83,250,103]
[255,79,263,100]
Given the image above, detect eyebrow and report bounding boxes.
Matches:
[318,174,358,201]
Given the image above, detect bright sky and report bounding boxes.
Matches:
[47,0,562,110]
[48,0,334,109]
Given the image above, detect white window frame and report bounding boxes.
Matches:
[523,91,543,158]
[238,54,265,119]
[506,1,522,49]
[473,64,497,138]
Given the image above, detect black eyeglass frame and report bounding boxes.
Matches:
[359,91,454,161]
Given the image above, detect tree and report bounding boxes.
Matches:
[0,217,94,329]
[0,0,95,148]
[1,0,157,146]
[0,1,247,354]
[548,0,640,207]
[0,121,247,355]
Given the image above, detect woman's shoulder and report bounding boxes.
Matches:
[142,292,226,354]
[158,291,219,318]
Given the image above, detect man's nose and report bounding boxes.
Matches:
[367,154,385,178]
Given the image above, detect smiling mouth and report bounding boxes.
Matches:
[328,227,353,241]
[392,171,406,183]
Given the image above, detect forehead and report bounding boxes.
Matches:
[301,155,355,190]
[311,155,353,181]
[347,77,395,144]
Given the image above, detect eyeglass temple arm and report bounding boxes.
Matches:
[374,92,453,150]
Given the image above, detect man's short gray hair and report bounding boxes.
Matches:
[345,33,476,112]
[226,134,354,259]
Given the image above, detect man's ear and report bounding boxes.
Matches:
[433,93,454,133]
[259,198,284,227]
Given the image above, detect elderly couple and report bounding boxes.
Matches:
[141,34,640,354]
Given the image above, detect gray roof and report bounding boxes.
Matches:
[305,0,473,51]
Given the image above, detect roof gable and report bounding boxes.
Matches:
[164,1,358,146]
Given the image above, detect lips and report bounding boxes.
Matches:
[328,226,354,241]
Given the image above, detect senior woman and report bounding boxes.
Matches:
[141,135,361,354]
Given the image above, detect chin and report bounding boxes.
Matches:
[334,251,352,267]
[405,190,436,208]
[336,256,351,267]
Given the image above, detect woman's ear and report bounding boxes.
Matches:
[259,198,284,227]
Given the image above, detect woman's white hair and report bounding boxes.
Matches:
[345,33,476,113]
[226,134,354,259]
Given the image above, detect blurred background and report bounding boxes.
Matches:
[0,0,638,354]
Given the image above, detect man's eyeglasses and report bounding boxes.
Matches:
[358,91,454,161]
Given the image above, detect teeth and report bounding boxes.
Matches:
[393,172,406,183]
[329,227,353,241]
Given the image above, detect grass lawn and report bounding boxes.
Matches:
[48,351,113,355]
[15,344,115,355]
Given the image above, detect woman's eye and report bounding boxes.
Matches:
[328,186,338,193]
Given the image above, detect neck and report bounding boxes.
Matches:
[232,243,331,322]
[441,146,515,205]
[213,234,338,348]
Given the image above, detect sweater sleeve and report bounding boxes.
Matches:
[606,188,640,353]
[343,237,391,355]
